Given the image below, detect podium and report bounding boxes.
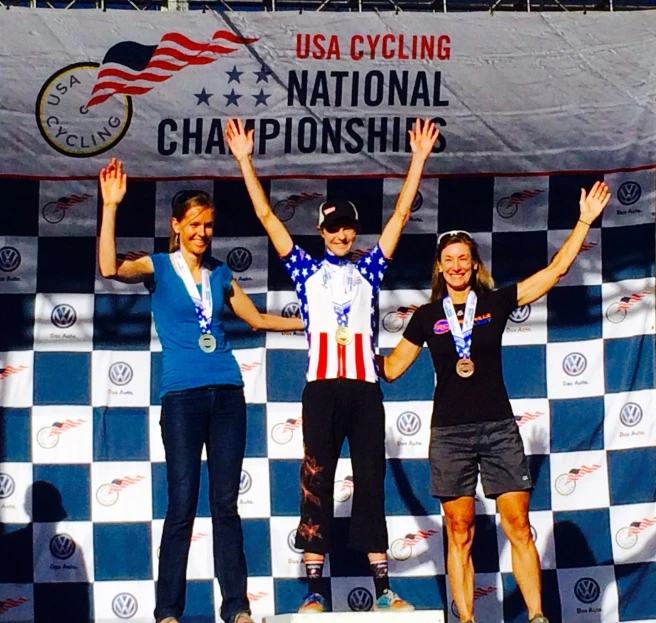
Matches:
[264,612,445,623]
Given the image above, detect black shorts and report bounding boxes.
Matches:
[429,418,533,499]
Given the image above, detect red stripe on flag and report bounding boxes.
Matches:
[355,333,365,380]
[317,333,328,380]
[338,343,346,378]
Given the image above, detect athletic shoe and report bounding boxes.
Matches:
[298,592,327,613]
[529,615,549,623]
[374,589,415,611]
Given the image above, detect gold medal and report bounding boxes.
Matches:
[456,358,475,378]
[335,326,352,346]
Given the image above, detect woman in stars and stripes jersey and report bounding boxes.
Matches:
[98,158,302,623]
[226,117,440,614]
[380,181,611,623]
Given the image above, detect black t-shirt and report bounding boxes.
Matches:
[403,284,518,428]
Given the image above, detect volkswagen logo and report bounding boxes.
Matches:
[112,593,138,619]
[287,529,303,554]
[239,470,252,495]
[396,411,421,436]
[0,473,15,499]
[282,302,301,318]
[617,181,641,206]
[0,246,21,272]
[227,247,253,273]
[348,587,373,612]
[411,190,423,213]
[49,534,76,560]
[562,352,587,377]
[619,402,643,427]
[108,362,133,386]
[51,304,77,329]
[573,577,601,604]
[509,305,531,324]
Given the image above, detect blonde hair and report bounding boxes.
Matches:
[168,190,214,252]
[431,232,494,301]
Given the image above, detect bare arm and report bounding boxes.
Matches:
[378,119,440,258]
[226,119,293,257]
[517,181,610,307]
[98,158,153,283]
[378,338,423,382]
[227,280,304,332]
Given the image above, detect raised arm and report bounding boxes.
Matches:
[378,338,423,383]
[227,280,304,332]
[98,158,153,283]
[378,119,440,258]
[225,119,293,257]
[517,181,611,307]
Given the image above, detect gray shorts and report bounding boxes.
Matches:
[429,418,533,499]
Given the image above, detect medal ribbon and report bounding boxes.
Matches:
[323,259,357,328]
[443,291,477,360]
[171,251,213,336]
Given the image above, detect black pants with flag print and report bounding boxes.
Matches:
[295,378,389,554]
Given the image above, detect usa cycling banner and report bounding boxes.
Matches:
[1,10,656,177]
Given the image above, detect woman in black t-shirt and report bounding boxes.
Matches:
[380,181,610,623]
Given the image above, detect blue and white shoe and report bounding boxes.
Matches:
[298,592,327,613]
[374,589,415,611]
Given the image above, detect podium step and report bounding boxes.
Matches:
[264,612,445,623]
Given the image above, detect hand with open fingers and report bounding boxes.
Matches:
[225,118,254,162]
[99,157,127,207]
[409,118,440,160]
[579,181,611,224]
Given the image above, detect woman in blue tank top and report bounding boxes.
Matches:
[98,158,303,623]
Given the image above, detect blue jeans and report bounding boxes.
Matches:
[155,385,249,623]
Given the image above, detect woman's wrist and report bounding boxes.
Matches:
[578,218,592,226]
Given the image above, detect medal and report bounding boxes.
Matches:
[199,334,217,353]
[335,326,352,345]
[456,357,475,378]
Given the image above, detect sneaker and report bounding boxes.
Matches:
[374,589,415,611]
[529,615,549,623]
[298,592,327,613]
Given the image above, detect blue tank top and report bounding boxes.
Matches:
[149,253,243,396]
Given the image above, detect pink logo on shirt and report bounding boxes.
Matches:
[433,319,450,334]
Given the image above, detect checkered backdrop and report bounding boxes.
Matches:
[0,170,655,623]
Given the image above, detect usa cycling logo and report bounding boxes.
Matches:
[287,529,304,555]
[396,411,421,436]
[49,534,76,560]
[573,577,601,604]
[615,515,656,549]
[96,475,145,506]
[509,305,531,324]
[496,189,543,219]
[555,464,601,496]
[617,181,641,206]
[51,304,77,329]
[0,473,16,499]
[37,418,86,449]
[112,593,138,619]
[334,475,354,503]
[109,362,133,386]
[390,529,437,561]
[271,417,302,445]
[0,247,21,272]
[348,587,373,612]
[562,352,587,377]
[619,402,643,427]
[239,470,252,495]
[227,247,252,273]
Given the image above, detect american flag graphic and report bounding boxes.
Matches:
[247,592,269,602]
[282,417,303,432]
[473,586,496,600]
[618,290,651,310]
[580,241,598,252]
[48,418,86,435]
[627,516,656,536]
[393,305,419,320]
[0,365,27,380]
[54,193,91,210]
[239,362,261,372]
[506,189,543,205]
[565,464,601,484]
[0,598,28,614]
[107,475,145,493]
[514,411,544,427]
[285,192,322,208]
[401,529,437,548]
[340,475,354,490]
[87,30,258,108]
[190,532,208,542]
